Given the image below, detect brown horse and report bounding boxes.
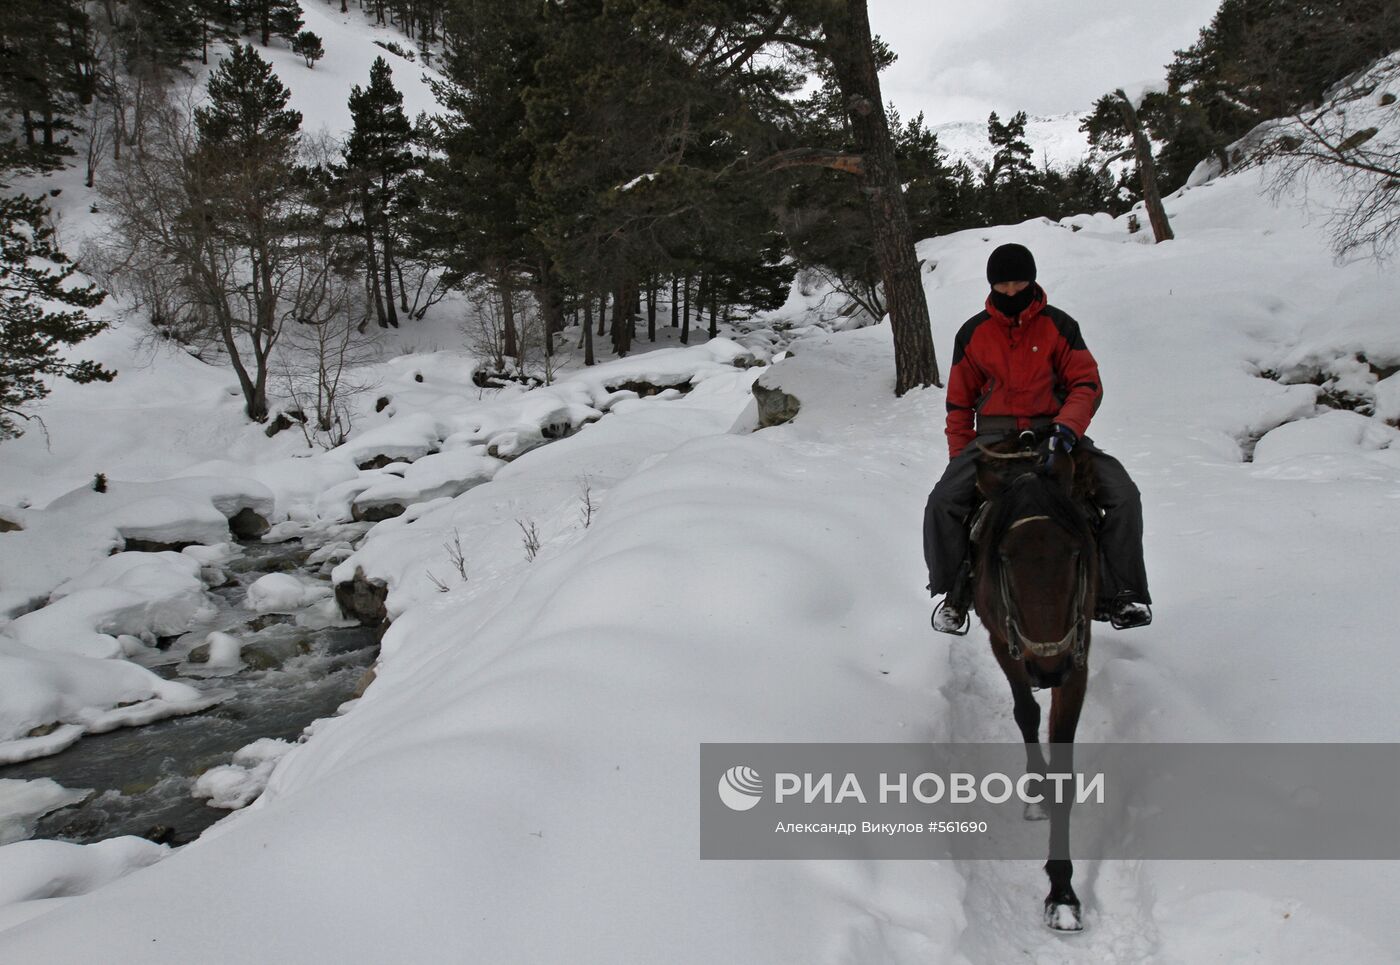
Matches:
[971,430,1099,932]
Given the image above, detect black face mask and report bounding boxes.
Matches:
[989,284,1036,319]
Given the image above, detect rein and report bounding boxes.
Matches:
[989,488,1091,668]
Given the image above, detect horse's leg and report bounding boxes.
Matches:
[991,643,1049,820]
[1043,665,1088,931]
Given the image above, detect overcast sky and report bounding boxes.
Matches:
[867,0,1223,126]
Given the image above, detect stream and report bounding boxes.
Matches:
[0,534,379,846]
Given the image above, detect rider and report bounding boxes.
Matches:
[924,242,1152,634]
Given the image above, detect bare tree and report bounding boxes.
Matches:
[88,71,313,423]
[273,134,382,447]
[1258,58,1400,258]
[461,278,512,373]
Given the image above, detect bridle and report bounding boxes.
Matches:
[995,512,1090,667]
[977,447,1092,668]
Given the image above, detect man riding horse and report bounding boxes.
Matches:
[924,243,1152,634]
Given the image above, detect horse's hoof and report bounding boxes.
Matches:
[1024,801,1049,821]
[1043,901,1084,932]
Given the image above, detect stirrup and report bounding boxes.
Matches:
[932,598,970,636]
[1102,594,1152,630]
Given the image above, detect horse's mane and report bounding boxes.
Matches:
[979,467,1095,580]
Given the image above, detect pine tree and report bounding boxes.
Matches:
[1,194,112,439]
[235,0,303,47]
[292,30,324,68]
[0,0,93,160]
[191,43,303,421]
[197,43,301,152]
[983,110,1040,224]
[1146,0,1400,190]
[345,56,415,327]
[416,0,544,358]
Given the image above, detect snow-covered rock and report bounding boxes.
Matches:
[191,738,295,810]
[244,573,332,614]
[0,780,90,847]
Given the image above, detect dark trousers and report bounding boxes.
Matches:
[922,435,1151,604]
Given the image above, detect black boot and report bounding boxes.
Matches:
[1094,591,1153,629]
[931,560,972,636]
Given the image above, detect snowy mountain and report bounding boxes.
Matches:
[933,110,1093,170]
[2,8,1400,963]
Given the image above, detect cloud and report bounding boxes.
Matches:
[868,0,1220,124]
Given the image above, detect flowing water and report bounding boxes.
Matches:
[1,536,378,846]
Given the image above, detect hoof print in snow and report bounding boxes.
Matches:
[228,507,271,540]
[752,382,800,428]
[334,567,389,630]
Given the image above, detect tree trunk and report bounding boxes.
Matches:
[646,276,657,341]
[597,292,607,336]
[583,302,595,365]
[536,264,564,359]
[671,276,679,327]
[823,0,940,393]
[499,268,518,361]
[1114,89,1174,244]
[708,283,718,339]
[610,285,630,356]
[681,271,691,344]
[628,283,639,345]
[381,226,399,328]
[365,225,387,327]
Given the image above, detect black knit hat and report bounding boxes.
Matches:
[986,243,1037,285]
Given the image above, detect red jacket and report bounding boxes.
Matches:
[944,284,1102,457]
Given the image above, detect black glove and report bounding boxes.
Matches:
[1043,423,1076,472]
[1051,423,1077,452]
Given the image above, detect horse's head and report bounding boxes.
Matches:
[973,434,1098,684]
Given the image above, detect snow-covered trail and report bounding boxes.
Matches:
[6,92,1400,956]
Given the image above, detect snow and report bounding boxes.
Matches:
[1252,409,1400,469]
[201,631,244,667]
[619,172,659,191]
[0,636,223,757]
[933,111,1094,170]
[0,780,90,847]
[3,8,1400,963]
[191,738,296,810]
[244,573,332,614]
[0,476,273,619]
[0,836,168,912]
